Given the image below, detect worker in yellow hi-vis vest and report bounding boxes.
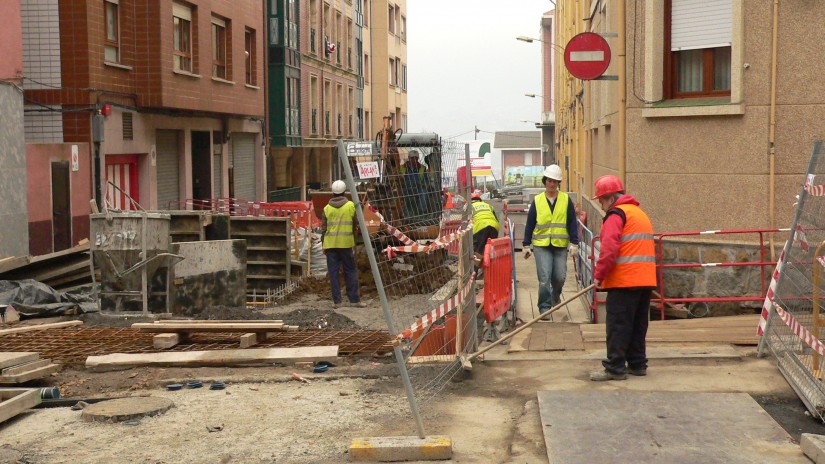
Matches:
[522,165,579,315]
[322,180,366,308]
[471,189,500,256]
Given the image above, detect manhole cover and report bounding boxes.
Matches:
[81,397,174,423]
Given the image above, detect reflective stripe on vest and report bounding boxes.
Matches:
[472,201,500,234]
[601,203,657,289]
[532,191,569,247]
[323,201,356,249]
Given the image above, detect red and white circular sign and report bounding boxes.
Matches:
[564,32,612,81]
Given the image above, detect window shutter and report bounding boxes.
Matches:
[671,0,731,51]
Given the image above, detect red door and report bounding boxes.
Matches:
[105,155,141,210]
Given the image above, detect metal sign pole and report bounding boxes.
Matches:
[336,139,426,438]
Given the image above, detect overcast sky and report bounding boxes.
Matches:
[407,0,554,141]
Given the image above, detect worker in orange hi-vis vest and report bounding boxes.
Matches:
[589,175,657,382]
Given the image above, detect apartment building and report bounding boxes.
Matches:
[0,2,28,258]
[366,0,407,135]
[22,0,265,253]
[555,0,825,233]
[267,0,363,198]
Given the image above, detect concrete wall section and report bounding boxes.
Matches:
[0,85,29,259]
[0,2,23,79]
[170,240,246,315]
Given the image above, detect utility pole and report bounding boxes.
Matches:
[474,125,479,140]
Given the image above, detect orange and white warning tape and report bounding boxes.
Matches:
[805,183,825,197]
[758,245,785,336]
[384,223,473,259]
[366,203,417,246]
[392,272,476,344]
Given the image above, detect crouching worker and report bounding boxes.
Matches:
[471,189,500,269]
[322,180,367,308]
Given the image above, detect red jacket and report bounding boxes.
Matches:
[594,194,656,288]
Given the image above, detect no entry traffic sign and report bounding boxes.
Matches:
[564,32,611,80]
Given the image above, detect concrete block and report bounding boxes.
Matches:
[801,434,825,464]
[348,436,452,462]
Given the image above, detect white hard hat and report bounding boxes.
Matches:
[332,180,347,194]
[408,150,419,158]
[543,165,563,181]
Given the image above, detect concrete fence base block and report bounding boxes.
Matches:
[348,435,452,462]
[801,433,825,464]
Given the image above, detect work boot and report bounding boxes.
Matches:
[332,302,342,309]
[628,367,647,376]
[589,369,627,381]
[350,301,368,308]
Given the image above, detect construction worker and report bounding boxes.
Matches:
[442,187,454,209]
[401,150,428,217]
[522,165,579,314]
[322,180,366,308]
[589,175,656,381]
[471,189,500,256]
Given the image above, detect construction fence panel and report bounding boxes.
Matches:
[482,237,514,324]
[763,140,825,420]
[338,136,477,436]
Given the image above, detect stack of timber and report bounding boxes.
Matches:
[229,217,291,299]
[133,319,299,349]
[0,352,61,385]
[0,388,40,424]
[0,242,96,291]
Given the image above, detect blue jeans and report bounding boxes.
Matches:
[326,248,360,304]
[533,245,568,312]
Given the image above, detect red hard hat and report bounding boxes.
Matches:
[471,189,482,200]
[592,175,624,200]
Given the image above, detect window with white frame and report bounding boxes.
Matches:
[665,0,731,98]
[173,3,193,72]
[104,0,120,63]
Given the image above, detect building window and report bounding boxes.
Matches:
[388,5,395,34]
[401,63,407,91]
[104,0,119,63]
[400,15,406,42]
[665,0,731,98]
[212,16,227,79]
[245,28,256,85]
[173,3,193,72]
[363,0,368,27]
[364,54,370,83]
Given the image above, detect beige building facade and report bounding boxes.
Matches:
[555,0,825,235]
[365,0,407,135]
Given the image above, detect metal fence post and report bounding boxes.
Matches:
[336,139,426,438]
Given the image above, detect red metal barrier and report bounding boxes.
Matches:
[588,227,788,321]
[260,201,321,229]
[440,220,463,255]
[482,237,514,323]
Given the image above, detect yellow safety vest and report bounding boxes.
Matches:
[472,201,500,234]
[532,192,569,247]
[323,201,356,249]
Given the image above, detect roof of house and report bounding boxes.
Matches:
[494,131,542,149]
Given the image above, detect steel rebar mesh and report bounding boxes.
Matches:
[338,133,480,430]
[765,141,825,420]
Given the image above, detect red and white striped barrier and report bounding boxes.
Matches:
[758,245,786,336]
[366,203,417,246]
[773,303,825,358]
[395,272,476,342]
[805,183,825,197]
[384,223,473,259]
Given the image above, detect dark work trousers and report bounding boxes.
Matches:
[602,288,652,375]
[326,248,360,304]
[473,226,499,256]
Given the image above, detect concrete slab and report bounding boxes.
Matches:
[801,434,825,464]
[348,435,452,462]
[81,397,174,423]
[537,391,807,464]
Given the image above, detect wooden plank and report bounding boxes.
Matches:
[0,389,40,424]
[0,364,61,384]
[33,261,90,282]
[153,334,181,350]
[528,324,548,351]
[1,359,50,376]
[0,256,30,274]
[239,333,259,349]
[0,321,83,336]
[85,346,339,372]
[154,319,284,324]
[0,353,40,369]
[133,322,285,333]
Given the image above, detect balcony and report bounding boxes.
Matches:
[311,108,318,134]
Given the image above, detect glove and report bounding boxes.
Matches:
[523,245,532,259]
[569,243,579,255]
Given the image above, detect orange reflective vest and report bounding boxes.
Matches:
[601,204,657,289]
